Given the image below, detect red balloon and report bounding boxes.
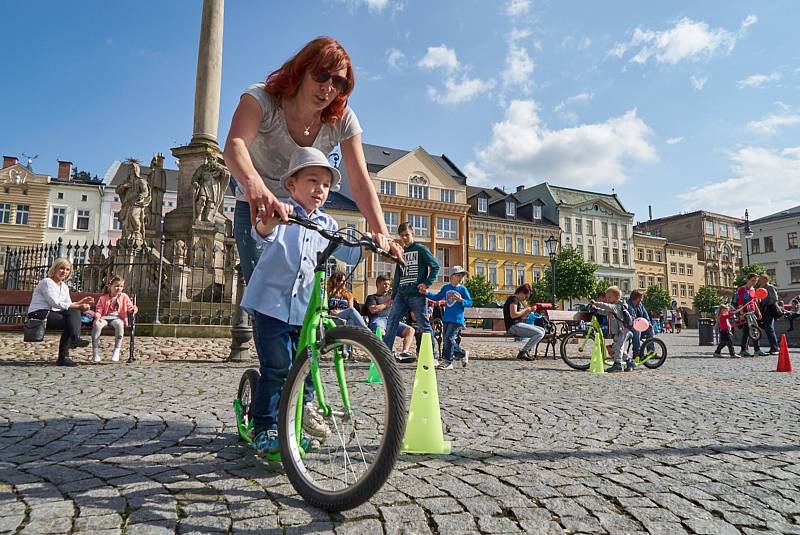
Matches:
[755,287,768,300]
[749,288,756,298]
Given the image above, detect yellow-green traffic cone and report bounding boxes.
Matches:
[366,326,383,384]
[401,332,451,454]
[588,331,605,374]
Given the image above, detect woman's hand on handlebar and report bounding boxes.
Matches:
[247,181,290,225]
[255,202,295,237]
[370,233,404,264]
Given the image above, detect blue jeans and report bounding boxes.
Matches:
[234,200,262,284]
[631,326,655,356]
[251,312,312,435]
[441,322,466,364]
[368,317,410,335]
[333,307,367,328]
[763,315,778,352]
[384,294,436,356]
[508,322,545,354]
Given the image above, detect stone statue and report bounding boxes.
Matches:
[191,155,229,223]
[116,159,152,246]
[174,239,186,264]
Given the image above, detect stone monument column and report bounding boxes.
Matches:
[192,0,224,146]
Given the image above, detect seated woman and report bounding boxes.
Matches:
[503,283,545,361]
[27,257,94,366]
[328,271,367,328]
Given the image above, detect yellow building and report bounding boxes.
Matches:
[467,186,560,300]
[666,242,705,309]
[350,144,469,294]
[323,192,369,302]
[633,232,668,292]
[1,157,50,249]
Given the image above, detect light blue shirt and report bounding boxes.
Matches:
[240,199,339,326]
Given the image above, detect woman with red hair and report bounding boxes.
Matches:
[224,37,401,282]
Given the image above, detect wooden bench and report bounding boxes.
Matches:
[0,289,137,359]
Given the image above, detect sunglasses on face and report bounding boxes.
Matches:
[311,69,350,92]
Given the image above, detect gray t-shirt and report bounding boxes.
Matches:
[234,83,363,202]
[365,293,391,322]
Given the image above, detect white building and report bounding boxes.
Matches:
[45,161,105,253]
[528,182,636,293]
[744,206,800,300]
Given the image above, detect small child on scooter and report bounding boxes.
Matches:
[590,285,635,372]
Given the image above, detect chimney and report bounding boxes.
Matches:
[57,160,73,180]
[516,185,525,193]
[155,152,165,167]
[3,156,18,169]
[648,205,653,221]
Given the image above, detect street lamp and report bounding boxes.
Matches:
[545,234,559,308]
[743,209,753,266]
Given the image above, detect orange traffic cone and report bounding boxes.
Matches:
[776,334,793,373]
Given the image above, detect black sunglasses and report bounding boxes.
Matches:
[311,69,350,92]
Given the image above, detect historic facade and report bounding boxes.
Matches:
[44,161,105,247]
[466,185,560,299]
[528,183,636,293]
[745,205,800,300]
[635,211,743,297]
[0,156,50,253]
[665,242,705,309]
[632,232,667,292]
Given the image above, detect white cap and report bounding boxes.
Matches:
[450,265,468,275]
[280,147,341,192]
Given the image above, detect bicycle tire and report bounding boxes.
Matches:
[236,369,260,441]
[641,337,668,369]
[749,326,762,342]
[560,330,594,370]
[278,326,407,511]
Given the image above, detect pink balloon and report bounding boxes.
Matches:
[633,317,650,332]
[754,287,768,300]
[749,288,756,298]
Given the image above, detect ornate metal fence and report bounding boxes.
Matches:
[2,237,240,325]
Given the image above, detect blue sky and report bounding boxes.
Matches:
[2,1,798,220]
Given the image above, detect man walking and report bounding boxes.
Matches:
[758,273,781,355]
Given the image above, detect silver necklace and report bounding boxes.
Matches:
[303,123,312,136]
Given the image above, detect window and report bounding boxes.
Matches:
[602,222,608,237]
[409,214,429,237]
[440,189,455,203]
[57,192,64,200]
[611,223,618,239]
[379,180,396,195]
[564,217,571,233]
[646,249,653,262]
[789,232,798,249]
[688,285,695,297]
[672,283,679,296]
[505,267,514,286]
[655,250,663,262]
[622,248,628,265]
[587,245,595,262]
[167,201,174,207]
[435,247,451,282]
[705,221,714,235]
[384,211,399,233]
[789,267,800,284]
[638,275,646,289]
[488,266,498,285]
[706,245,717,259]
[408,184,428,200]
[436,217,457,239]
[657,276,664,288]
[474,263,485,277]
[488,234,496,251]
[506,201,516,217]
[76,209,90,230]
[477,197,487,213]
[764,236,774,253]
[51,207,66,228]
[719,222,728,237]
[533,269,541,282]
[505,236,513,252]
[680,285,687,297]
[112,215,123,230]
[576,219,583,235]
[622,280,630,293]
[586,220,594,235]
[612,248,619,264]
[81,194,88,202]
[670,262,677,274]
[602,247,609,263]
[637,248,644,260]
[751,238,760,254]
[15,204,29,225]
[679,264,686,275]
[516,237,525,254]
[733,227,740,239]
[475,233,484,250]
[687,265,693,276]
[648,275,655,288]
[0,203,10,224]
[517,268,525,285]
[577,245,584,258]
[532,205,542,220]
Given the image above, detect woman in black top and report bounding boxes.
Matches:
[503,283,545,361]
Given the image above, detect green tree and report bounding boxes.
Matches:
[543,246,598,306]
[529,278,551,304]
[693,286,723,315]
[465,275,495,308]
[591,278,615,299]
[643,285,671,316]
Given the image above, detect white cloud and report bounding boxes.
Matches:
[666,137,684,145]
[506,0,530,17]
[363,0,389,9]
[679,146,800,218]
[501,44,535,89]
[386,48,406,69]
[747,112,800,135]
[609,15,756,66]
[578,37,592,50]
[427,75,496,105]
[737,72,782,89]
[418,45,460,72]
[509,28,532,42]
[691,75,708,90]
[469,99,657,188]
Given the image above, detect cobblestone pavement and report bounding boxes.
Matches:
[2,332,800,534]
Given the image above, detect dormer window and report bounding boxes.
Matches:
[477,197,487,213]
[532,205,542,220]
[506,201,516,217]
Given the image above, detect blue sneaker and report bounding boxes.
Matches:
[253,429,279,455]
[606,362,624,373]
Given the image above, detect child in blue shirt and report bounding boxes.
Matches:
[427,266,473,369]
[240,146,342,455]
